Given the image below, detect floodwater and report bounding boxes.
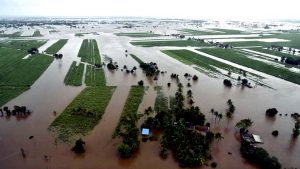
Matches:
[0,24,300,169]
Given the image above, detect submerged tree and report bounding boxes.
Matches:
[72,138,86,154]
[236,118,253,130]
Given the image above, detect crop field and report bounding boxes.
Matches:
[85,65,106,86]
[78,39,101,64]
[116,32,161,37]
[64,61,85,86]
[0,46,53,106]
[0,40,47,50]
[32,30,42,37]
[131,40,212,47]
[45,39,68,54]
[49,86,115,142]
[199,48,300,85]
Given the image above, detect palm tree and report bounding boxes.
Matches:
[217,113,223,124]
[214,111,219,124]
[187,90,192,98]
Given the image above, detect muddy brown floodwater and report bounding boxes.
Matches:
[0,29,299,169]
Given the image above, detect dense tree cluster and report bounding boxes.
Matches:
[0,105,31,118]
[141,82,215,167]
[266,108,278,117]
[140,62,159,76]
[223,79,232,87]
[240,140,281,169]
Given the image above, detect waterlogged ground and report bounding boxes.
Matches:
[0,21,300,169]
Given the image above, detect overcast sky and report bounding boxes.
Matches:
[0,0,299,20]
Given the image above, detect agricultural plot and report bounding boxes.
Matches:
[116,32,161,37]
[49,86,115,142]
[0,46,54,106]
[45,39,68,54]
[64,61,85,86]
[131,40,212,47]
[0,40,47,50]
[85,65,106,86]
[78,39,101,64]
[199,48,300,85]
[32,30,42,37]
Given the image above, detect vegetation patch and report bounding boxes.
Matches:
[130,54,144,64]
[85,65,106,86]
[199,48,300,85]
[49,86,115,142]
[32,30,42,37]
[45,39,68,54]
[64,61,85,86]
[78,39,101,65]
[0,40,46,50]
[154,87,168,112]
[0,86,29,106]
[114,86,145,158]
[116,32,161,37]
[0,46,53,106]
[131,40,212,47]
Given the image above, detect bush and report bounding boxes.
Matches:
[266,108,278,117]
[223,79,232,87]
[272,130,279,137]
[138,80,144,86]
[117,142,132,158]
[211,162,217,168]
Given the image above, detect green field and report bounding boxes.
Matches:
[49,86,115,142]
[0,46,54,106]
[116,32,162,37]
[249,47,300,61]
[130,54,144,64]
[180,28,245,35]
[45,39,68,54]
[0,40,47,50]
[199,48,300,85]
[32,30,42,37]
[162,49,239,75]
[85,65,106,86]
[211,28,245,34]
[64,61,85,86]
[0,86,29,107]
[131,40,212,47]
[0,32,22,38]
[228,33,300,48]
[78,39,101,64]
[154,87,168,112]
[114,86,145,135]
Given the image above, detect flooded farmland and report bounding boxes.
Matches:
[0,19,300,169]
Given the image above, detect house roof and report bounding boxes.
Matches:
[142,128,150,136]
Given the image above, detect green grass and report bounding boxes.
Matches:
[32,30,42,37]
[0,32,22,38]
[162,49,238,74]
[250,47,300,60]
[64,61,85,86]
[228,33,300,48]
[0,40,47,50]
[131,40,212,47]
[210,28,245,34]
[45,39,68,54]
[78,39,101,64]
[0,86,29,106]
[114,86,145,135]
[49,86,115,142]
[130,54,144,64]
[180,28,245,35]
[154,87,168,112]
[0,47,54,106]
[0,47,54,86]
[116,32,161,37]
[85,65,106,86]
[199,48,300,85]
